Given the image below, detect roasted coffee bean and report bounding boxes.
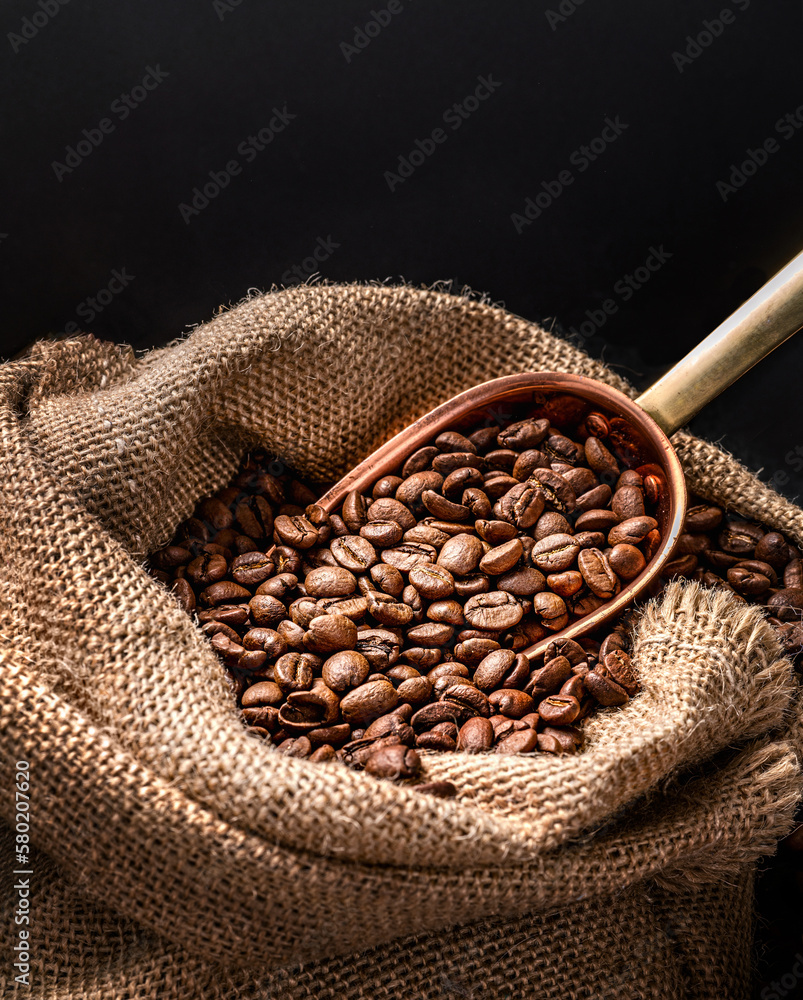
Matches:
[249,595,288,628]
[416,730,458,750]
[784,559,803,590]
[475,519,518,545]
[485,448,518,471]
[271,545,303,576]
[402,446,440,478]
[611,486,645,521]
[719,520,764,556]
[368,497,416,530]
[530,533,580,573]
[473,648,516,691]
[331,535,379,571]
[365,744,421,780]
[608,543,646,581]
[341,490,369,532]
[497,566,546,596]
[684,504,723,532]
[382,542,437,572]
[528,468,577,515]
[482,473,520,499]
[538,694,581,725]
[171,578,196,613]
[360,520,404,547]
[755,532,789,570]
[411,701,466,731]
[526,655,573,698]
[199,580,251,607]
[608,516,658,546]
[242,681,283,707]
[432,451,484,475]
[766,588,803,622]
[584,436,619,476]
[727,566,771,596]
[229,551,274,588]
[494,482,545,529]
[453,573,491,598]
[585,668,629,706]
[603,650,639,695]
[274,514,318,549]
[577,548,618,599]
[441,681,491,718]
[321,650,370,692]
[421,490,470,521]
[532,592,569,631]
[304,613,358,653]
[369,562,405,597]
[340,679,398,725]
[488,688,536,719]
[437,533,484,575]
[405,622,455,646]
[497,418,549,450]
[372,475,404,500]
[443,467,485,498]
[428,662,470,682]
[284,685,340,728]
[546,570,583,599]
[367,592,415,627]
[479,538,523,575]
[464,591,523,630]
[496,728,539,753]
[363,713,416,743]
[187,552,228,587]
[396,676,434,705]
[457,716,494,752]
[409,563,455,599]
[354,628,401,668]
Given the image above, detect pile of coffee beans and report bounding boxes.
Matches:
[149,396,802,786]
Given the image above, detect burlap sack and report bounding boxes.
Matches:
[1,283,801,999]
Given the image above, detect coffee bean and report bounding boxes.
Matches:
[372,476,404,500]
[331,535,379,571]
[608,516,658,546]
[414,780,458,797]
[546,570,583,598]
[274,652,316,693]
[368,497,416,530]
[248,594,287,628]
[354,628,401,668]
[382,542,438,572]
[603,650,639,695]
[402,446,439,478]
[411,701,466,731]
[577,548,619,599]
[608,543,646,581]
[538,694,580,725]
[308,724,352,747]
[497,418,549,450]
[461,488,493,519]
[274,514,319,549]
[304,613,358,653]
[365,744,422,780]
[495,728,539,753]
[457,716,494,752]
[528,468,577,515]
[437,533,484,575]
[363,712,416,743]
[340,679,399,726]
[394,470,445,510]
[532,592,569,631]
[367,593,415,627]
[242,681,283,707]
[497,566,546,596]
[530,533,580,573]
[464,591,523,630]
[360,520,404,547]
[341,491,369,532]
[321,650,370,692]
[479,538,523,574]
[473,648,517,691]
[488,688,536,718]
[440,681,491,718]
[718,520,764,556]
[405,622,455,646]
[453,573,491,598]
[684,504,723,532]
[443,467,484,498]
[396,676,434,705]
[409,563,456,599]
[766,588,803,622]
[432,452,484,475]
[199,580,252,607]
[585,668,628,706]
[416,730,458,750]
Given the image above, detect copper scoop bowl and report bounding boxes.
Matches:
[317,251,803,660]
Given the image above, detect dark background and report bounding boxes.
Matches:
[3,0,802,993]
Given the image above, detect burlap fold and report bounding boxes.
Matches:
[1,283,801,998]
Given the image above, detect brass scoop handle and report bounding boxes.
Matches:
[635,249,803,437]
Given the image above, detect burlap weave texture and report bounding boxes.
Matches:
[0,283,800,999]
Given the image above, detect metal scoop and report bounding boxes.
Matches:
[317,251,803,659]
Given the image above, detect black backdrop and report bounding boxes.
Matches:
[3,0,803,992]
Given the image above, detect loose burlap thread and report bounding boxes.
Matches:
[0,283,801,999]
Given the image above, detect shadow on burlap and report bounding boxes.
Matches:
[0,284,801,999]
